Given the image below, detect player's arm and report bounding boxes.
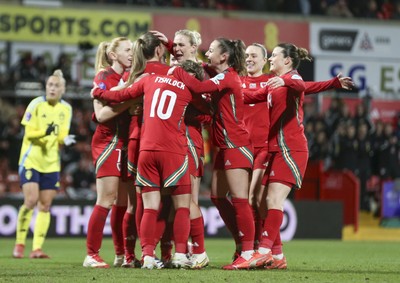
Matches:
[304,73,354,94]
[242,87,269,104]
[279,75,306,93]
[173,67,220,94]
[93,100,137,124]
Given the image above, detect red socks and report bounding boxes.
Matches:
[190,216,205,254]
[231,197,255,252]
[210,196,239,245]
[173,207,190,253]
[123,212,137,257]
[86,205,109,255]
[260,209,283,250]
[111,205,127,255]
[140,208,158,257]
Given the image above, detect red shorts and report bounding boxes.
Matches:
[262,151,308,189]
[92,144,128,179]
[213,145,253,170]
[253,147,269,170]
[188,145,204,177]
[142,185,191,195]
[135,151,190,188]
[127,139,140,180]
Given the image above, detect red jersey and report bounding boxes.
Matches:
[94,74,193,156]
[129,61,170,140]
[241,74,272,148]
[173,67,251,149]
[268,70,307,153]
[92,67,130,148]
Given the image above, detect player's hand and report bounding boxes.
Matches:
[149,30,168,45]
[90,82,99,99]
[45,122,55,135]
[266,77,285,89]
[337,72,354,90]
[63,135,76,146]
[134,73,150,83]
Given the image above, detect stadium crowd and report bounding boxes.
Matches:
[83,0,400,20]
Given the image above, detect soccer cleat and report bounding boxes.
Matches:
[171,253,192,269]
[189,252,210,269]
[141,255,163,269]
[83,254,110,268]
[223,251,272,270]
[121,255,141,268]
[161,254,172,269]
[249,251,273,268]
[232,251,240,262]
[13,244,25,258]
[223,255,250,270]
[113,254,124,267]
[266,256,287,270]
[29,249,50,259]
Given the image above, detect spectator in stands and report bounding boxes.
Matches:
[391,0,400,19]
[52,53,72,85]
[354,103,373,133]
[0,115,24,171]
[334,120,358,172]
[363,0,380,18]
[66,156,96,200]
[9,53,38,86]
[377,122,400,179]
[326,0,354,17]
[356,122,373,211]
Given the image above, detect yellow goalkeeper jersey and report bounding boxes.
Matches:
[18,96,73,173]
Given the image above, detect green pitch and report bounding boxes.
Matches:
[0,238,398,282]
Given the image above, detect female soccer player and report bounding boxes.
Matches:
[151,29,211,268]
[242,43,354,268]
[13,69,74,259]
[247,43,316,269]
[171,38,271,270]
[83,37,133,268]
[92,60,206,270]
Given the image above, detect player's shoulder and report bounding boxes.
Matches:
[59,99,73,111]
[27,96,46,109]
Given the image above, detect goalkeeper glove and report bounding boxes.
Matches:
[63,135,76,146]
[45,122,55,135]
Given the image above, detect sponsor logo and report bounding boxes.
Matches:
[319,30,358,51]
[249,83,257,89]
[98,82,106,90]
[359,33,373,50]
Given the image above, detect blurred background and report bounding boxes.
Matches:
[0,0,400,239]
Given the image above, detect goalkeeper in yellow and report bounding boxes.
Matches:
[13,69,75,259]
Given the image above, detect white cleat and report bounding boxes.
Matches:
[141,255,163,270]
[171,253,192,269]
[83,255,110,268]
[190,252,210,269]
[113,254,124,267]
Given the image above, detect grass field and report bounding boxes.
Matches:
[0,238,399,283]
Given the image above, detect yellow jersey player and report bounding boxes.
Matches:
[13,69,75,259]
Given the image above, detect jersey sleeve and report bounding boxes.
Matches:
[93,79,145,102]
[243,87,269,104]
[172,67,220,94]
[22,100,46,139]
[304,77,341,95]
[282,73,306,94]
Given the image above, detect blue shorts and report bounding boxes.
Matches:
[19,167,60,190]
